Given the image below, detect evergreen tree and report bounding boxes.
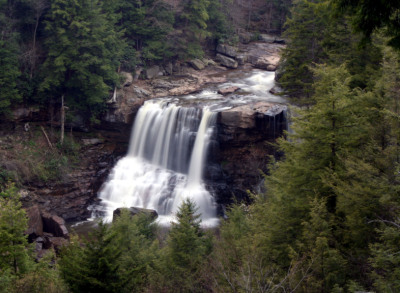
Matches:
[149,199,213,292]
[0,0,22,115]
[177,0,210,59]
[0,184,30,276]
[110,209,158,293]
[279,0,330,101]
[333,0,400,49]
[114,0,174,66]
[370,220,400,292]
[60,221,122,293]
[206,0,232,45]
[40,0,122,128]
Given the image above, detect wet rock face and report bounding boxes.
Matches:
[219,102,287,144]
[215,102,287,202]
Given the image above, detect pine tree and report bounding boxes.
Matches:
[279,0,330,101]
[178,0,210,59]
[0,1,22,115]
[116,0,174,65]
[0,185,30,276]
[60,221,122,293]
[149,199,213,292]
[333,0,400,49]
[40,0,122,133]
[110,209,158,292]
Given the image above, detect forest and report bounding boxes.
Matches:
[1,0,400,292]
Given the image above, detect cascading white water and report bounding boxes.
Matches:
[97,100,218,226]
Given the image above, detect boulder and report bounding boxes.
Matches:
[254,55,280,70]
[216,44,238,58]
[120,71,133,87]
[239,32,252,44]
[145,65,161,79]
[81,138,103,146]
[49,237,68,253]
[202,58,217,66]
[113,207,158,222]
[41,212,69,238]
[25,205,43,242]
[189,59,205,70]
[164,62,173,75]
[259,34,276,43]
[216,54,238,69]
[236,55,247,65]
[218,86,240,95]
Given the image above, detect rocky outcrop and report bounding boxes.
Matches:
[121,72,134,87]
[215,37,284,71]
[238,42,283,69]
[215,102,287,202]
[113,207,158,221]
[189,59,206,70]
[145,65,162,79]
[41,212,69,238]
[24,205,71,257]
[25,205,43,242]
[216,44,238,58]
[216,54,238,69]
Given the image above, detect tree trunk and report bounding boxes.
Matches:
[60,94,65,145]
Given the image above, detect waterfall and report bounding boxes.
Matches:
[97,100,218,226]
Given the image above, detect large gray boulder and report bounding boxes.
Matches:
[216,44,238,58]
[113,207,158,222]
[216,54,238,69]
[189,59,205,70]
[145,65,161,79]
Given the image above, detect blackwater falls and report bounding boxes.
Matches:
[94,70,287,227]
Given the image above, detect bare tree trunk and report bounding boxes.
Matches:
[60,94,65,145]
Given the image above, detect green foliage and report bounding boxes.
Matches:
[149,199,213,292]
[206,0,232,44]
[333,0,400,49]
[0,2,22,115]
[110,210,158,292]
[279,0,330,100]
[280,0,382,101]
[370,221,400,292]
[60,212,159,293]
[0,184,30,275]
[176,0,211,59]
[60,221,123,293]
[117,0,174,65]
[12,251,68,293]
[40,0,122,120]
